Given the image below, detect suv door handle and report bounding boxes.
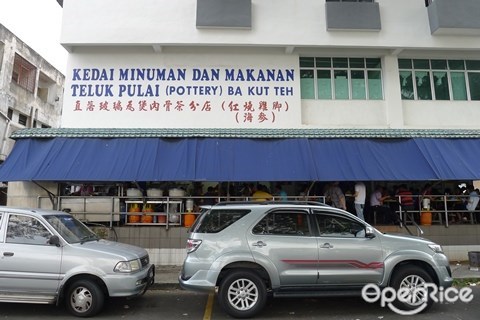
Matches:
[320,243,333,249]
[252,241,267,248]
[3,252,14,257]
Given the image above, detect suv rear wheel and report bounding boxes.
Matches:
[218,270,267,318]
[390,265,434,313]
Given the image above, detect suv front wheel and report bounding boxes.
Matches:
[390,265,434,313]
[218,270,267,318]
[65,279,105,317]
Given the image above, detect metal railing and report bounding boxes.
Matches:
[392,194,478,228]
[37,193,478,231]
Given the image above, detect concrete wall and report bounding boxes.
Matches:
[6,181,59,209]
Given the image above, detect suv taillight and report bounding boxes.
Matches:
[186,238,202,253]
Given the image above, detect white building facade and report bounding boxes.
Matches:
[1,0,480,264]
[58,0,480,131]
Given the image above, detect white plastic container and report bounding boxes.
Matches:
[147,188,163,197]
[126,188,142,197]
[169,188,185,198]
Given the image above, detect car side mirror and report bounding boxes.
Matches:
[48,235,61,247]
[365,226,376,239]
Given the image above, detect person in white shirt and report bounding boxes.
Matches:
[354,182,366,221]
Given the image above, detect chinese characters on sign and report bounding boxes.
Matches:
[73,99,289,124]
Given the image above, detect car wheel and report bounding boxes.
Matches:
[390,265,434,313]
[65,279,105,317]
[218,270,267,318]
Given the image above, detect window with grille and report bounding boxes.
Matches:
[11,54,37,93]
[18,114,28,126]
[398,59,480,101]
[300,57,383,100]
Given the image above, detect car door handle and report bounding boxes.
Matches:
[252,241,267,248]
[3,252,14,257]
[320,243,333,249]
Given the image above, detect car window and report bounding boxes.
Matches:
[44,214,97,244]
[192,209,251,233]
[6,214,52,245]
[314,211,365,238]
[252,210,311,236]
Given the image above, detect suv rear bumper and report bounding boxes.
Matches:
[179,268,218,292]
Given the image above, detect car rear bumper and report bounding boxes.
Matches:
[178,267,218,292]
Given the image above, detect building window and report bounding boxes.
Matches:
[18,113,28,126]
[37,72,56,104]
[11,54,37,93]
[398,59,480,101]
[7,108,13,120]
[300,57,383,100]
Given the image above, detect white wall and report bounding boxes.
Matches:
[59,0,480,130]
[61,0,479,51]
[7,182,58,209]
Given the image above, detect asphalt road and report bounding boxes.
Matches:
[1,286,479,320]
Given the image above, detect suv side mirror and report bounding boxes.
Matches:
[48,235,61,247]
[365,226,376,239]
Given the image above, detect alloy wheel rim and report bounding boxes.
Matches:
[227,278,259,311]
[399,275,428,306]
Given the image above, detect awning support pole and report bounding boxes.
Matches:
[33,181,57,209]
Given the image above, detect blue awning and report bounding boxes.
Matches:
[0,137,479,182]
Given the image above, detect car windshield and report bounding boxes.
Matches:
[44,214,98,244]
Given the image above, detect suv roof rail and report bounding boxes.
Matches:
[212,200,329,207]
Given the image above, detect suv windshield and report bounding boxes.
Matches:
[44,214,98,244]
[191,209,251,233]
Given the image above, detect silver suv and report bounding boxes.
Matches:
[179,202,453,318]
[0,207,154,317]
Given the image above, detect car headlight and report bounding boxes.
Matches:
[428,244,444,254]
[114,259,141,273]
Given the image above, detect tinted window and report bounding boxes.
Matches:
[6,214,52,245]
[192,209,250,233]
[252,210,310,236]
[314,212,365,238]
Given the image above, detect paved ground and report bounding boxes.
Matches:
[153,261,480,288]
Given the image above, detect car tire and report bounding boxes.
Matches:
[218,270,267,319]
[65,279,105,317]
[390,265,434,313]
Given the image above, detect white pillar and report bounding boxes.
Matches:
[383,53,405,128]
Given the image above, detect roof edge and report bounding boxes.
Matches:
[10,128,480,139]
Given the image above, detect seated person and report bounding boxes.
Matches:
[252,184,273,202]
[370,185,398,225]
